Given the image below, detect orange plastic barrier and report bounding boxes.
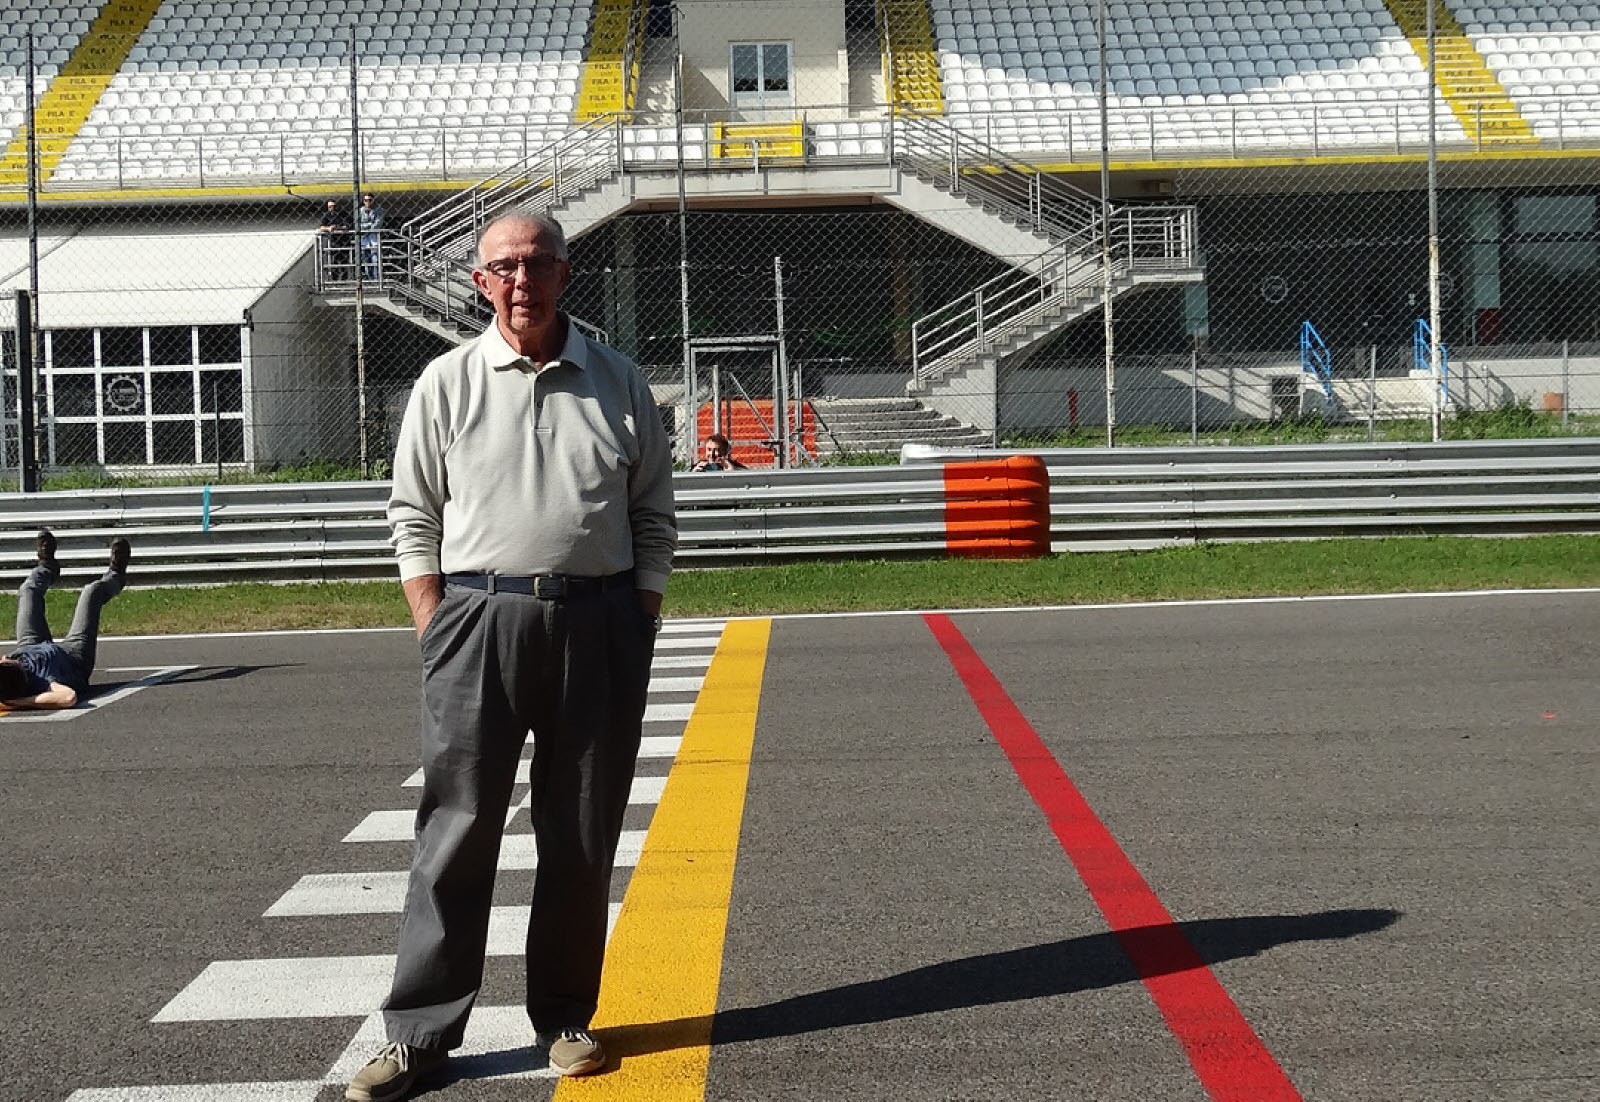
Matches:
[695,401,816,467]
[941,455,1051,559]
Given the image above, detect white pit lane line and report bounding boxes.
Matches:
[0,665,196,723]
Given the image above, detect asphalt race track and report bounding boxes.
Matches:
[1,590,1595,1101]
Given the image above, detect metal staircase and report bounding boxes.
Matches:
[320,111,1200,432]
[895,113,1201,396]
[381,117,631,336]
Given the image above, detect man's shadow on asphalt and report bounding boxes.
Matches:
[425,906,1399,1088]
[604,907,1400,1066]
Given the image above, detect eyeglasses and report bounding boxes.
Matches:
[481,256,565,282]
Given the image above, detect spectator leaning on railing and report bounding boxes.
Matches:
[357,193,386,281]
[317,200,352,281]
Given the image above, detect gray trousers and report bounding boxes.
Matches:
[15,563,125,676]
[382,579,656,1051]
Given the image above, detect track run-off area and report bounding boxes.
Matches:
[2,590,1595,1101]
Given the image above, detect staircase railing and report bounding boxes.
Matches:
[381,116,629,333]
[1300,320,1334,398]
[909,205,1197,385]
[892,110,1196,387]
[892,110,1102,239]
[405,114,628,258]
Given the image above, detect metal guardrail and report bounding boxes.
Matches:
[1,439,1596,587]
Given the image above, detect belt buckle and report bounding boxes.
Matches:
[531,575,567,599]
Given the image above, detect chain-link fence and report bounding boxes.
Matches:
[2,1,1598,484]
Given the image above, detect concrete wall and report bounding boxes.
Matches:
[998,357,1296,430]
[1448,348,1600,414]
[677,0,848,117]
[246,253,350,466]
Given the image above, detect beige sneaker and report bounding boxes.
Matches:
[345,1041,445,1101]
[537,1028,606,1076]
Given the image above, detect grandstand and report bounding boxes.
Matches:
[0,0,1597,473]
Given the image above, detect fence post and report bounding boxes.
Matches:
[1562,337,1570,430]
[211,377,222,479]
[1368,343,1377,441]
[975,290,985,353]
[1190,345,1198,444]
[14,289,38,492]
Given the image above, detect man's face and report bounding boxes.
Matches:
[473,219,570,340]
[702,439,729,463]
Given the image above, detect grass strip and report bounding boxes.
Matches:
[6,535,1597,638]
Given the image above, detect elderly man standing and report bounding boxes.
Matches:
[347,210,676,1102]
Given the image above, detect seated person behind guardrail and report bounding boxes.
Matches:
[0,530,131,711]
[689,433,748,472]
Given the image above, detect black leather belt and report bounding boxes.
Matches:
[445,571,633,598]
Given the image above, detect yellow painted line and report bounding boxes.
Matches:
[555,617,772,1100]
[1383,0,1535,143]
[1,140,1597,208]
[0,0,169,184]
[1021,146,1600,173]
[882,0,945,114]
[575,0,639,121]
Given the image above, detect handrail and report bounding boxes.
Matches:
[404,114,626,252]
[1301,321,1334,399]
[909,205,1197,385]
[17,89,1600,196]
[890,111,1201,389]
[892,109,1103,236]
[375,116,630,343]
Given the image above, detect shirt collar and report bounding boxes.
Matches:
[479,314,587,374]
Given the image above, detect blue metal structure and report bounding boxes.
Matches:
[1413,319,1450,403]
[1299,320,1334,398]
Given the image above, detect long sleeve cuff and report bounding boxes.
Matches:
[634,567,671,595]
[397,551,442,583]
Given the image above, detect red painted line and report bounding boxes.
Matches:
[924,613,1303,1102]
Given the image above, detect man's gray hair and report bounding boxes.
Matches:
[476,210,568,263]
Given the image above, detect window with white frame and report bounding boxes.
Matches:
[730,42,792,111]
[42,324,246,468]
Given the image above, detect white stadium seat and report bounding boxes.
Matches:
[923,0,1600,156]
[49,0,599,182]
